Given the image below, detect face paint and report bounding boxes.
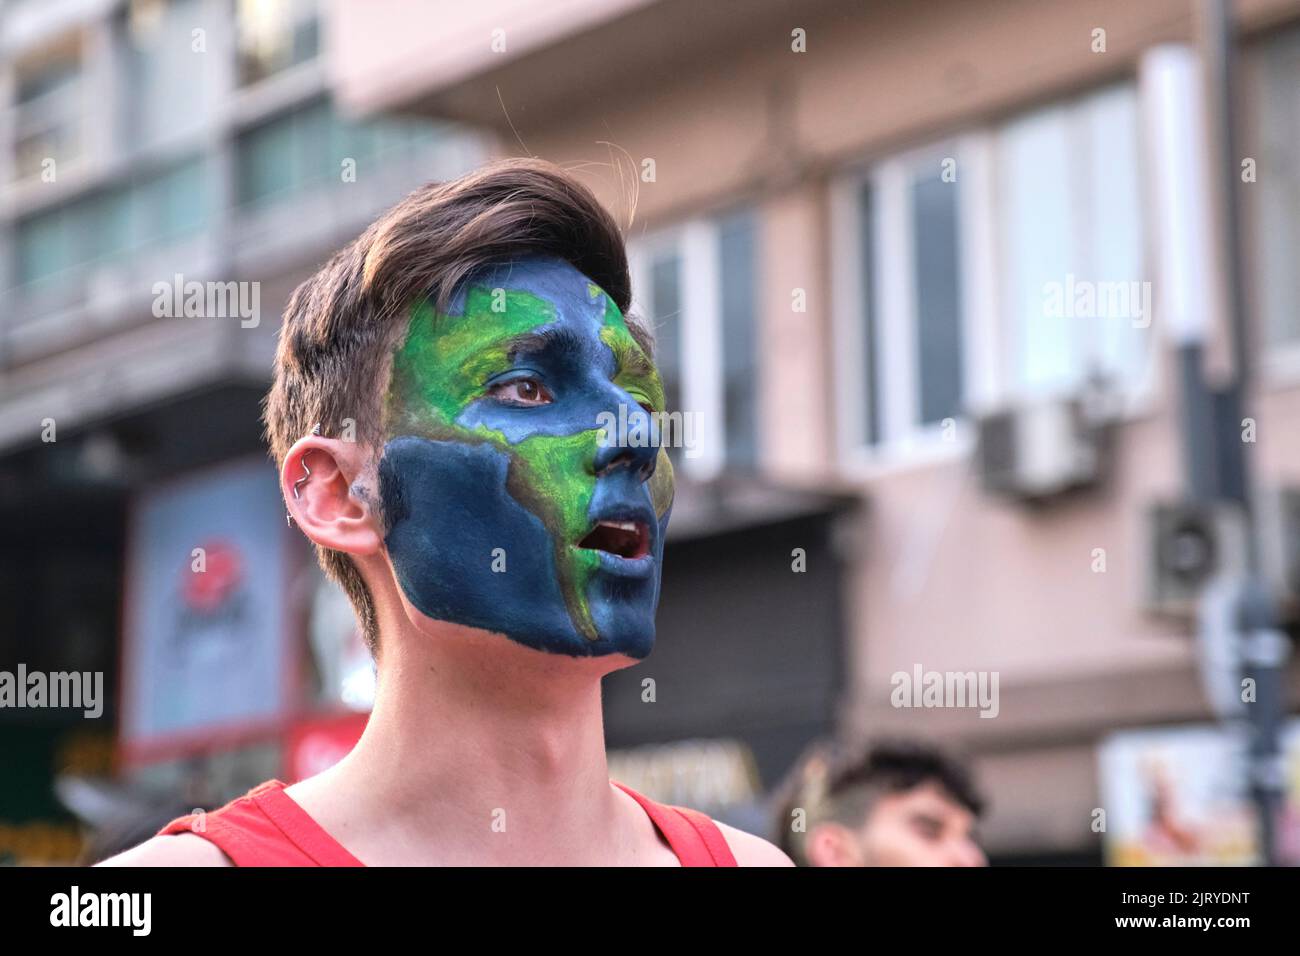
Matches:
[379,256,674,658]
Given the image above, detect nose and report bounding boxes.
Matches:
[950,840,987,867]
[593,401,660,482]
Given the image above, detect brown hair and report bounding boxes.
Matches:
[263,157,653,653]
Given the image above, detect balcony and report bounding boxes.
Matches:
[330,0,818,127]
[0,125,488,455]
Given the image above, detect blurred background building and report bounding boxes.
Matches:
[4,0,1300,865]
[0,0,489,863]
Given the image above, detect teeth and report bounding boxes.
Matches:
[599,520,639,532]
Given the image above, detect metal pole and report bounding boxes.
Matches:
[1197,0,1287,867]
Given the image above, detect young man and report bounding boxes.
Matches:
[775,739,987,867]
[102,158,790,867]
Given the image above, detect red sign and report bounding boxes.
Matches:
[181,539,244,613]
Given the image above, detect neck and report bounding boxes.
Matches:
[303,614,633,864]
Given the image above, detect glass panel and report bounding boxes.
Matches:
[649,251,684,456]
[16,46,80,103]
[126,0,214,148]
[997,85,1145,395]
[14,125,77,181]
[718,209,759,469]
[13,153,207,287]
[331,112,379,171]
[237,112,298,204]
[998,106,1078,394]
[1258,28,1300,346]
[13,36,83,180]
[156,158,207,239]
[237,0,320,86]
[858,180,881,444]
[85,189,135,264]
[16,211,71,286]
[1082,85,1147,385]
[237,100,434,205]
[294,98,333,185]
[912,170,964,425]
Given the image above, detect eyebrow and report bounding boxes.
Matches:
[613,340,656,382]
[499,324,586,362]
[494,323,652,380]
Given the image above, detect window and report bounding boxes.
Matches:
[717,209,760,470]
[856,182,881,446]
[236,99,444,207]
[912,170,965,425]
[1256,25,1300,349]
[14,157,208,291]
[647,249,685,455]
[841,142,970,453]
[123,0,219,149]
[15,210,70,289]
[836,82,1148,460]
[628,206,760,478]
[237,106,302,204]
[145,157,208,240]
[995,85,1147,397]
[630,238,689,467]
[12,35,84,182]
[236,0,320,87]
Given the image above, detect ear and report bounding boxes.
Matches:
[805,822,864,868]
[282,435,384,556]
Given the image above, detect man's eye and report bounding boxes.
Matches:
[488,378,553,406]
[911,817,944,841]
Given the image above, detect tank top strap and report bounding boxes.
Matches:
[157,779,364,867]
[161,778,737,866]
[611,781,739,867]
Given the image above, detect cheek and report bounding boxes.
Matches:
[503,430,601,541]
[649,448,675,520]
[378,436,577,629]
[380,436,534,551]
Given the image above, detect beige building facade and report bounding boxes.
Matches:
[325,0,1300,856]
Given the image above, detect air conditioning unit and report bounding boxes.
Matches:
[1143,500,1248,618]
[976,397,1103,500]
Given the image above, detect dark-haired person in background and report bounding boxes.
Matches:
[101,158,790,867]
[776,739,987,867]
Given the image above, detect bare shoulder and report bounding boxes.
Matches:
[96,833,234,867]
[714,822,795,867]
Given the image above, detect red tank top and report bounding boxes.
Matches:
[157,779,738,867]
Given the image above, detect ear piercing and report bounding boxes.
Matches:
[292,454,312,500]
[287,423,323,525]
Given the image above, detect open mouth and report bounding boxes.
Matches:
[578,519,650,560]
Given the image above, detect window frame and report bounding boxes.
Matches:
[831,134,986,473]
[989,84,1157,408]
[10,33,87,186]
[627,217,732,482]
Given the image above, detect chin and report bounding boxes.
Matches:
[397,590,657,660]
[585,597,657,660]
[513,612,656,660]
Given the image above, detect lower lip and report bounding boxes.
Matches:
[586,548,655,579]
